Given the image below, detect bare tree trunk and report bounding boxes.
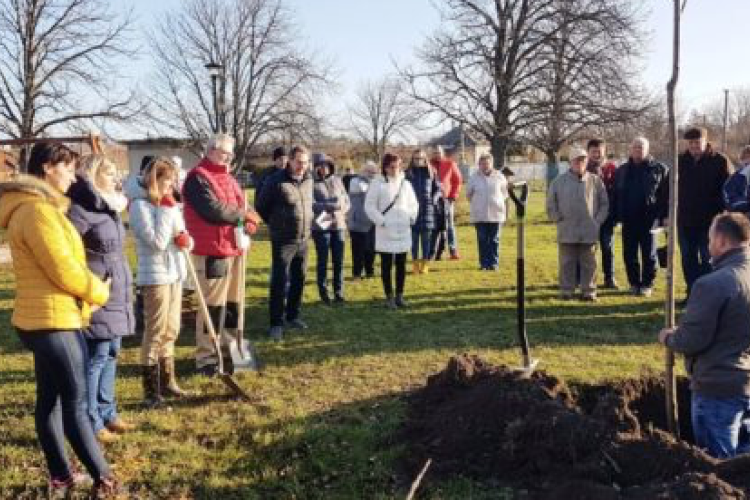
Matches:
[545,149,560,190]
[490,136,508,170]
[664,0,684,439]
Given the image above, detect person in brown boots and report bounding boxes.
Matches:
[125,157,192,407]
[546,145,609,301]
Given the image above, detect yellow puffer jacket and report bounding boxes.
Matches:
[0,175,109,331]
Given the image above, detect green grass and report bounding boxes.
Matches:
[0,186,685,498]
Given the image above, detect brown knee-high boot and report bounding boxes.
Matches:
[142,364,164,408]
[159,357,187,398]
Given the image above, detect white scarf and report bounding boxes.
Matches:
[100,190,128,213]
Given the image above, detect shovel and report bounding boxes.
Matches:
[508,181,538,377]
[228,247,263,372]
[182,249,254,402]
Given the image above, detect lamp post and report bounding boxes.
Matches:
[205,61,223,133]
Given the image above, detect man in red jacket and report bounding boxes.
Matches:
[182,133,260,377]
[430,146,463,260]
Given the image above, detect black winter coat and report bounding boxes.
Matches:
[678,149,732,229]
[255,168,314,243]
[612,158,669,225]
[67,176,135,340]
[406,166,443,230]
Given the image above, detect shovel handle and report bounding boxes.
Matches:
[508,181,529,217]
[182,249,225,374]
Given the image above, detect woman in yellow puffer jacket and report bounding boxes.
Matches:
[0,142,118,497]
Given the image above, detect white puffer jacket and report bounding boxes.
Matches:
[124,177,187,286]
[364,173,419,254]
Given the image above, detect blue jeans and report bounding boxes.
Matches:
[86,337,121,432]
[18,330,110,482]
[678,225,711,297]
[692,392,750,459]
[270,240,308,326]
[411,227,432,260]
[475,223,501,270]
[622,221,657,288]
[313,230,345,300]
[599,217,615,281]
[445,200,458,253]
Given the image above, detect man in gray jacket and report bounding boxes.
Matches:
[659,212,750,459]
[546,145,609,301]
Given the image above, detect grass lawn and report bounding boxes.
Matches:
[0,185,686,499]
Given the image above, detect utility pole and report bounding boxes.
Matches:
[205,61,223,134]
[722,89,730,152]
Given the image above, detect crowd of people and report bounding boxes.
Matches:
[4,125,750,496]
[546,127,750,460]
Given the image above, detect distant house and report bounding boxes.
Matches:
[430,127,491,171]
[121,138,201,175]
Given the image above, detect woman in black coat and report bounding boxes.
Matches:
[406,149,443,274]
[67,155,135,444]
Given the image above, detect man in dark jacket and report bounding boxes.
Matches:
[659,213,750,459]
[254,146,287,194]
[678,127,732,299]
[612,137,669,297]
[723,145,750,217]
[256,145,314,341]
[182,133,260,377]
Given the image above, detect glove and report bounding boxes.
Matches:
[174,231,192,250]
[236,230,251,250]
[245,219,258,235]
[160,195,177,207]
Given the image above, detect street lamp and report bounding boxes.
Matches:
[205,61,223,133]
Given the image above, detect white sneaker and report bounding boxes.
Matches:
[639,287,653,297]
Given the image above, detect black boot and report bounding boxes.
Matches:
[159,357,187,398]
[142,365,164,408]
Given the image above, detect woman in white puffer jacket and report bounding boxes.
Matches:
[364,153,419,309]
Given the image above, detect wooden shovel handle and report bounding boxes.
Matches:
[182,249,224,373]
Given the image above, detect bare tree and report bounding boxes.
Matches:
[521,0,649,181]
[0,0,136,144]
[692,87,750,158]
[400,0,646,170]
[148,0,332,172]
[664,0,689,439]
[348,77,418,161]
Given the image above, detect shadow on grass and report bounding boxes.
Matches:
[182,392,408,499]
[235,286,667,370]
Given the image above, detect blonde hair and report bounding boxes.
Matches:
[142,157,178,204]
[78,154,117,193]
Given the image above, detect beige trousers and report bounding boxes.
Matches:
[140,282,182,366]
[192,255,243,369]
[558,243,597,295]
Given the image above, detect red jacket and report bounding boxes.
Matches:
[183,159,245,257]
[433,159,462,200]
[587,160,617,192]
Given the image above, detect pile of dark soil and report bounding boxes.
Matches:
[401,354,750,499]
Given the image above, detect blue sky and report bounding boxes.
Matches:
[123,0,749,138]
